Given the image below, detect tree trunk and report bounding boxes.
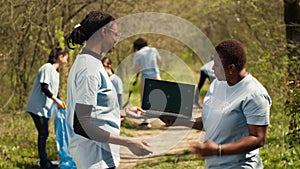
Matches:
[284,0,300,147]
[284,0,300,78]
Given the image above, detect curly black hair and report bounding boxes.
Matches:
[215,39,247,71]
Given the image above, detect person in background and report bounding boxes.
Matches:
[26,47,68,169]
[49,50,77,169]
[161,39,271,169]
[194,59,216,108]
[66,10,152,169]
[133,37,161,129]
[101,57,123,109]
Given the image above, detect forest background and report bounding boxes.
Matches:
[0,0,299,168]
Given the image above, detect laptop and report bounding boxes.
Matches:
[142,78,195,122]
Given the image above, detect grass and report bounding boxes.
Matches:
[0,112,58,169]
[0,72,299,169]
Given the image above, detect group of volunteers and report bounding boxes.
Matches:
[26,10,271,169]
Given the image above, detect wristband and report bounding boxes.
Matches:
[217,144,222,156]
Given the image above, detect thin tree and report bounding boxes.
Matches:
[284,0,300,77]
[284,0,300,147]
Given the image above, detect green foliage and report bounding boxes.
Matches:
[286,83,300,149]
[260,109,300,168]
[285,46,300,151]
[0,0,299,168]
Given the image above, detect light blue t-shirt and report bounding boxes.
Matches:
[110,74,123,109]
[134,46,160,81]
[202,74,271,169]
[26,63,59,118]
[110,74,123,95]
[201,60,216,82]
[66,49,120,169]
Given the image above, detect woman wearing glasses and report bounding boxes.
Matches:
[66,10,152,169]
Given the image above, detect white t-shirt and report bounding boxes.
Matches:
[26,63,59,118]
[66,49,120,169]
[134,46,160,81]
[202,74,271,169]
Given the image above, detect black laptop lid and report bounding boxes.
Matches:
[142,78,195,117]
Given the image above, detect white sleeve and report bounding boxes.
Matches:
[39,65,52,84]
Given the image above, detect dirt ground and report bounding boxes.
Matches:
[117,107,204,169]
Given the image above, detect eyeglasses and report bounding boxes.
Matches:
[104,27,121,42]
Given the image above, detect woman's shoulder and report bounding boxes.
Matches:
[72,54,104,78]
[110,74,122,82]
[242,74,270,100]
[150,46,159,53]
[39,63,54,71]
[245,74,268,91]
